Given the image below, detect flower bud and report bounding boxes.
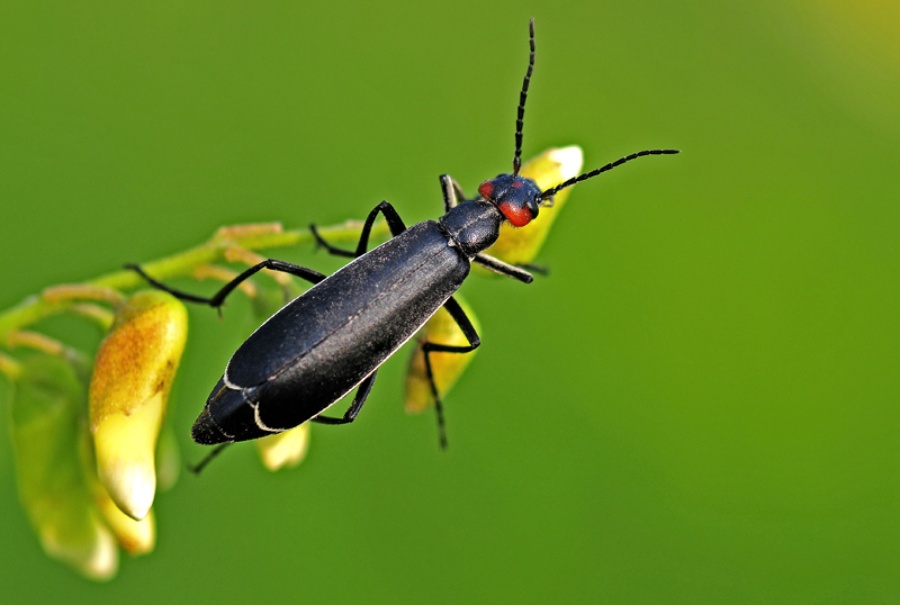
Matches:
[89,290,187,520]
[404,296,480,413]
[10,355,119,581]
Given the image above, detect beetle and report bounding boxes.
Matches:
[129,19,678,455]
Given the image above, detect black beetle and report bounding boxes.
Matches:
[129,19,678,457]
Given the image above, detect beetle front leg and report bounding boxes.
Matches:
[439,174,470,212]
[472,253,535,284]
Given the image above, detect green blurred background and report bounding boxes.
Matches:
[1,1,898,602]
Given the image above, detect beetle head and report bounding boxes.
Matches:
[478,173,544,227]
[485,20,682,227]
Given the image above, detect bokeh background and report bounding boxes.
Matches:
[1,1,898,603]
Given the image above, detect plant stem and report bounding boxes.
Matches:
[0,220,386,344]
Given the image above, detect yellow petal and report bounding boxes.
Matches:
[256,423,311,471]
[82,412,156,555]
[92,392,164,520]
[95,487,155,555]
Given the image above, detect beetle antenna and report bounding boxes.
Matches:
[541,148,680,199]
[513,18,536,176]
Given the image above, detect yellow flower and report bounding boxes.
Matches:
[89,290,187,520]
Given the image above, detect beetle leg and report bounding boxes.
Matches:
[517,262,549,276]
[472,253,535,283]
[126,260,326,310]
[439,174,470,212]
[308,224,355,259]
[186,443,230,475]
[311,371,378,425]
[310,200,408,259]
[421,296,481,449]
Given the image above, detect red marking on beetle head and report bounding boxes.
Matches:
[478,180,495,200]
[498,201,534,227]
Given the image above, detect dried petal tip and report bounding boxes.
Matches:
[89,291,187,520]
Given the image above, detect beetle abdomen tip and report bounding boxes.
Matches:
[192,407,232,445]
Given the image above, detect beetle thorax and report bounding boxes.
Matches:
[439,201,504,258]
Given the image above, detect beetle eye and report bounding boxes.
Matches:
[498,201,535,227]
[478,180,495,201]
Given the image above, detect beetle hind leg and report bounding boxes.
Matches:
[311,371,378,425]
[420,296,481,450]
[186,443,231,474]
